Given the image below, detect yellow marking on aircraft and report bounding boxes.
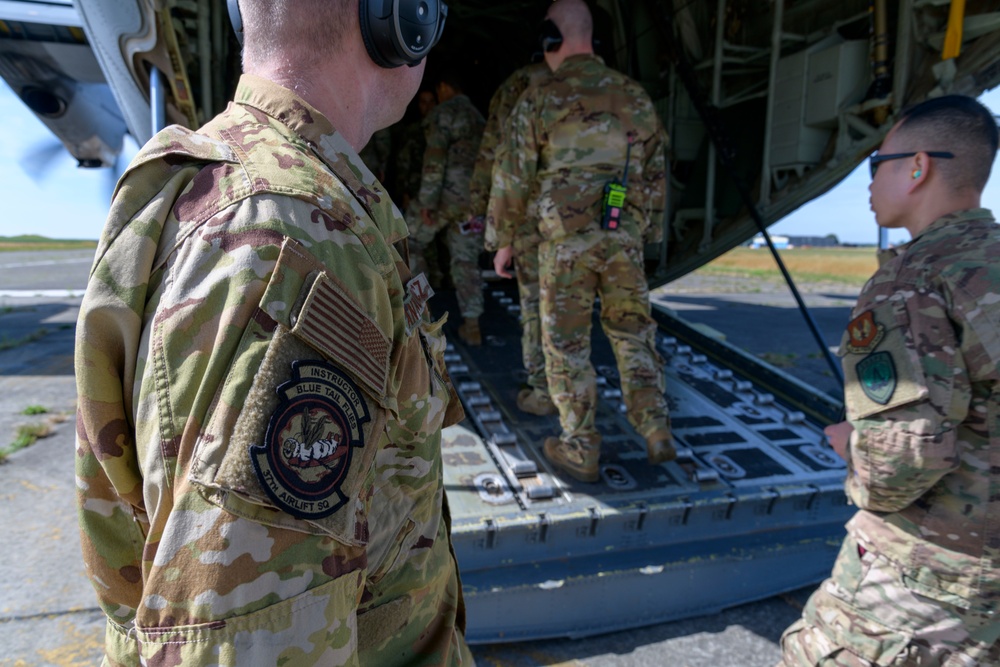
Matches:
[943,0,966,59]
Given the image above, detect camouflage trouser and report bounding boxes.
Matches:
[778,536,1000,666]
[514,240,545,392]
[538,230,668,447]
[410,210,484,319]
[405,201,447,289]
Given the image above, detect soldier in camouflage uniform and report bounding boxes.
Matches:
[395,89,437,211]
[395,89,445,287]
[778,95,1000,666]
[476,62,555,416]
[73,1,474,665]
[488,0,672,483]
[416,71,487,346]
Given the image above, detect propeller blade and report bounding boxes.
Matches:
[18,140,66,183]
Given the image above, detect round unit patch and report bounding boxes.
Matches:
[251,361,370,520]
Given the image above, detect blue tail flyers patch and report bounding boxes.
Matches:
[251,361,370,519]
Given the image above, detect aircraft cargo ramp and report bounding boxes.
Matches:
[441,281,852,644]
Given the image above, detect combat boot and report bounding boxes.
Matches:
[644,426,676,464]
[543,436,600,483]
[457,317,482,346]
[516,387,557,416]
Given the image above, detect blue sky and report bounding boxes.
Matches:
[0,83,997,244]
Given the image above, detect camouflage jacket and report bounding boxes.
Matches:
[75,74,468,666]
[417,94,485,221]
[486,54,667,249]
[839,208,1000,604]
[469,63,549,220]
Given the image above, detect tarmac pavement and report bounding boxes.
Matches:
[0,249,855,666]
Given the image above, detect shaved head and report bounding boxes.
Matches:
[240,0,354,75]
[548,0,593,46]
[893,95,998,192]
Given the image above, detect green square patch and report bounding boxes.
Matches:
[856,351,897,405]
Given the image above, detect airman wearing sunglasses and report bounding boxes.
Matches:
[779,95,1000,666]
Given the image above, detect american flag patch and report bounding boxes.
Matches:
[294,273,390,398]
[404,273,434,335]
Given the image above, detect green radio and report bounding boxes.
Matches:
[600,133,634,231]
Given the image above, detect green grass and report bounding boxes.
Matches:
[0,328,48,351]
[757,352,798,368]
[0,423,52,463]
[0,235,97,252]
[694,246,878,289]
[22,405,48,415]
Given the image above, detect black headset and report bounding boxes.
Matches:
[361,0,448,68]
[226,0,447,69]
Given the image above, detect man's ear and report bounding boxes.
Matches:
[907,153,927,192]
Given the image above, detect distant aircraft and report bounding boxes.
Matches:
[4,0,998,644]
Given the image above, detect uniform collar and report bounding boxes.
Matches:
[554,53,604,72]
[234,74,335,144]
[233,74,408,245]
[879,208,995,264]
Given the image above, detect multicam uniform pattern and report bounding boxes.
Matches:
[476,63,550,392]
[394,117,429,210]
[488,54,669,449]
[415,94,486,319]
[779,209,1000,666]
[75,74,473,667]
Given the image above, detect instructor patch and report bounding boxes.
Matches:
[857,351,897,405]
[251,361,370,519]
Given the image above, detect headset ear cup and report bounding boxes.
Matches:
[359,0,396,68]
[360,0,445,68]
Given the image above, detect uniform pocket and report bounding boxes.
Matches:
[791,538,914,665]
[136,571,361,667]
[839,299,929,420]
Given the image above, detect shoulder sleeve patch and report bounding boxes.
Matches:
[292,271,391,399]
[845,311,885,354]
[841,301,928,420]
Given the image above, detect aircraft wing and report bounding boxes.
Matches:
[0,0,124,167]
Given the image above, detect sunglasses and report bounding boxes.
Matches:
[869,151,955,178]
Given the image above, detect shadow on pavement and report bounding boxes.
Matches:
[653,293,853,399]
[0,302,79,376]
